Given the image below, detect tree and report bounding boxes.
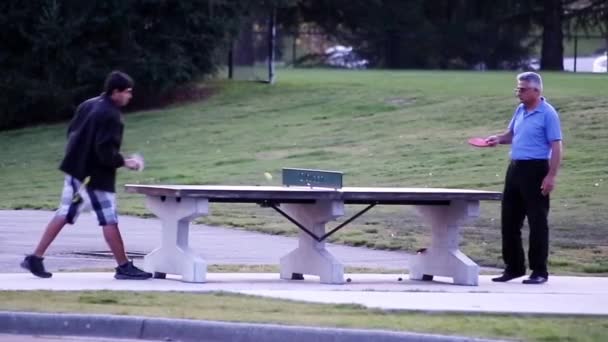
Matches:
[296,0,533,69]
[0,0,249,130]
[510,0,607,71]
[540,0,565,70]
[567,0,608,57]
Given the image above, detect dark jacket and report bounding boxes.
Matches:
[59,94,125,192]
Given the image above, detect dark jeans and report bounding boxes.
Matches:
[501,159,550,277]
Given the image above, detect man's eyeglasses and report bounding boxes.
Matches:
[514,87,534,93]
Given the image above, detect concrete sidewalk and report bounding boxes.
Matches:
[2,210,607,316]
[1,272,608,316]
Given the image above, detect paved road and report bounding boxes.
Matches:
[0,335,159,342]
[564,56,597,72]
[1,210,414,273]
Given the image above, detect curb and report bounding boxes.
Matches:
[0,311,505,342]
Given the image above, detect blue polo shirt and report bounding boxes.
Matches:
[508,97,562,160]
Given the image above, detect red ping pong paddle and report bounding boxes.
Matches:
[468,137,491,148]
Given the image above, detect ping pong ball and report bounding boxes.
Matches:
[264,172,273,180]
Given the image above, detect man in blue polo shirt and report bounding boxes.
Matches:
[485,72,563,284]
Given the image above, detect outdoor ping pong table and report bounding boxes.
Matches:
[125,181,501,286]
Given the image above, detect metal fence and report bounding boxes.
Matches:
[563,34,607,72]
[228,20,607,75]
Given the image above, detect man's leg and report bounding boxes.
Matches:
[89,189,151,280]
[521,161,550,283]
[526,196,549,277]
[103,223,151,280]
[103,223,129,266]
[22,175,77,278]
[33,216,68,257]
[21,215,68,278]
[493,163,527,282]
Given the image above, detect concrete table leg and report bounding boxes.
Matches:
[410,200,480,286]
[143,196,209,283]
[279,200,345,284]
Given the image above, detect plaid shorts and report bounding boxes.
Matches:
[55,175,118,226]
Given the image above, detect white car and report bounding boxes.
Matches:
[592,54,607,73]
[324,45,369,69]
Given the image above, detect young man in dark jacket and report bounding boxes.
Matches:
[21,71,152,280]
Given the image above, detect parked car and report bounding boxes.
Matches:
[324,45,369,69]
[592,54,607,73]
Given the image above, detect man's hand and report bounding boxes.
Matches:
[124,158,142,171]
[485,135,499,146]
[541,174,556,196]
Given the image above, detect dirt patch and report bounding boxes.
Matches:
[130,83,217,111]
[159,84,217,107]
[385,97,415,106]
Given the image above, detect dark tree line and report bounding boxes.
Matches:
[292,0,607,70]
[505,0,607,70]
[0,0,250,130]
[1,0,605,130]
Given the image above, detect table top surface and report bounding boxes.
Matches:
[125,184,502,204]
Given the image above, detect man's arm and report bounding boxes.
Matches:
[486,129,513,146]
[541,140,562,196]
[486,107,519,146]
[94,116,125,169]
[94,115,141,170]
[67,97,100,137]
[66,105,85,138]
[548,140,562,177]
[541,106,563,195]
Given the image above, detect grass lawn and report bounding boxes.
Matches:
[1,290,607,342]
[0,69,607,274]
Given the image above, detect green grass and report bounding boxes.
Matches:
[1,69,607,274]
[1,291,607,342]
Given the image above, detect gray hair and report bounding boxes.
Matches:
[517,72,543,92]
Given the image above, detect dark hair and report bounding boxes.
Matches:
[104,71,134,95]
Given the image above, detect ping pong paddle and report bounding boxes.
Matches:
[72,176,91,204]
[468,137,491,148]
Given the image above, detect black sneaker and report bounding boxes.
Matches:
[21,255,52,278]
[522,273,548,284]
[114,261,152,280]
[491,271,525,282]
